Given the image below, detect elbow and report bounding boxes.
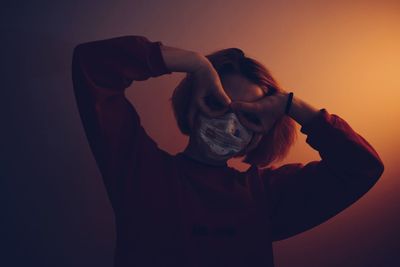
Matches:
[73,44,85,60]
[362,159,384,195]
[72,43,90,72]
[350,154,385,191]
[360,146,385,182]
[369,146,385,180]
[373,158,385,180]
[363,156,385,186]
[73,42,92,61]
[72,45,82,67]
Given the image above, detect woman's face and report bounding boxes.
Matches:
[191,73,267,160]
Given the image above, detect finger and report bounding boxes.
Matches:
[187,103,196,130]
[237,112,264,133]
[230,101,260,113]
[214,88,232,107]
[246,133,263,151]
[198,98,229,118]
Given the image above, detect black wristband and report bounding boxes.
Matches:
[285,92,294,115]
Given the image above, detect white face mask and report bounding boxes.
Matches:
[197,112,254,160]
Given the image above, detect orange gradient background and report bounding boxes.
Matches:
[2,1,399,266]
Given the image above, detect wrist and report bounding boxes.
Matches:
[192,53,213,73]
[287,95,320,126]
[160,45,206,73]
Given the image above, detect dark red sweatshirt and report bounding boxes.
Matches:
[71,35,384,267]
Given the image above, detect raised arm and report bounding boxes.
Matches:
[260,98,384,241]
[71,35,204,213]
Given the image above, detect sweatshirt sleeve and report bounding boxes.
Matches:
[260,108,384,242]
[71,35,172,213]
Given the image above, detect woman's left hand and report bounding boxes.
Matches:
[230,90,290,134]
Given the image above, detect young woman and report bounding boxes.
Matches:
[71,35,384,267]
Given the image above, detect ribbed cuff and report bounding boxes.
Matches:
[147,41,173,77]
[300,108,335,135]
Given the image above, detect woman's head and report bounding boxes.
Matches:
[170,48,297,167]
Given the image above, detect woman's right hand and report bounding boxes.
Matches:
[187,58,232,129]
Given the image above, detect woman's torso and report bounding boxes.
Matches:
[113,152,275,267]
